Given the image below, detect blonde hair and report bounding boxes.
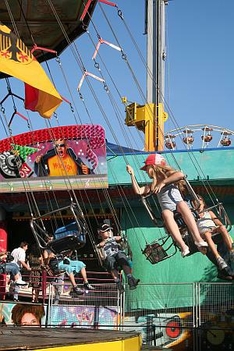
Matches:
[150,164,187,195]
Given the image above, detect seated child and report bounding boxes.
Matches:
[97,223,140,293]
[194,195,234,270]
[44,237,94,297]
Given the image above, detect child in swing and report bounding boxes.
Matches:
[126,154,208,257]
[97,223,140,293]
[193,195,234,270]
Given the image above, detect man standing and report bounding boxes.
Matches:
[11,241,31,301]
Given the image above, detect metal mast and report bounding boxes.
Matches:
[146,0,166,105]
[125,0,168,151]
[146,0,167,151]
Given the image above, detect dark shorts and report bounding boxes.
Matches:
[104,251,129,272]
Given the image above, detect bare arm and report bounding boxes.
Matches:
[97,239,107,248]
[126,165,150,195]
[152,170,185,193]
[43,250,50,265]
[114,235,123,242]
[19,260,31,271]
[209,210,223,227]
[164,170,185,183]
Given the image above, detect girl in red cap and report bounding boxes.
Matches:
[126,154,208,257]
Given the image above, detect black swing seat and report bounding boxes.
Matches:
[142,235,177,264]
[30,202,88,255]
[47,222,86,254]
[141,195,178,263]
[142,241,168,264]
[47,234,85,255]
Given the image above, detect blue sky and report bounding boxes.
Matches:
[0,0,234,150]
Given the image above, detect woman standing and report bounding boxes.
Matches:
[28,245,43,303]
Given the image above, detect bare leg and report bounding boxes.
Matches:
[79,267,88,283]
[203,232,221,258]
[67,272,77,287]
[177,201,208,252]
[32,289,39,302]
[162,209,189,253]
[32,288,36,302]
[35,289,40,302]
[203,231,229,269]
[111,269,124,293]
[213,225,233,251]
[68,272,85,296]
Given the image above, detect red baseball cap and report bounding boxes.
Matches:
[140,154,166,170]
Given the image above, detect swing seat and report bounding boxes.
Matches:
[47,234,85,254]
[44,221,87,254]
[54,221,86,242]
[142,241,168,264]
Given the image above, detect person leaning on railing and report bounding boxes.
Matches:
[0,251,27,286]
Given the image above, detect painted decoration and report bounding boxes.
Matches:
[0,125,108,192]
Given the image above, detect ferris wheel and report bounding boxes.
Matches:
[164,124,234,150]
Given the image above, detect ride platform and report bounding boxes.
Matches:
[0,327,141,351]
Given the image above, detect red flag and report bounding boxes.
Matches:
[0,23,62,118]
[24,84,62,118]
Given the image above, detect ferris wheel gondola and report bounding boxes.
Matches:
[164,124,234,150]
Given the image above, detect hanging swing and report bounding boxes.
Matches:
[140,176,233,264]
[140,195,178,264]
[30,201,87,255]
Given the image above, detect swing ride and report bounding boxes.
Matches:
[0,1,234,350]
[0,0,232,285]
[0,0,98,69]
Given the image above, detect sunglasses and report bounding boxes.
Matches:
[55,143,65,148]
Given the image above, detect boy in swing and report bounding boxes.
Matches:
[97,223,140,293]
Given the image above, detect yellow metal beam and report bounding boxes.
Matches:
[125,102,168,151]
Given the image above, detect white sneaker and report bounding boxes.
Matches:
[15,279,27,286]
[195,241,208,254]
[195,241,208,248]
[181,246,190,258]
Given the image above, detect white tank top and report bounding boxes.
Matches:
[197,211,215,230]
